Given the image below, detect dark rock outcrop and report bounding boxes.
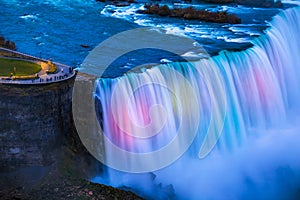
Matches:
[138,4,241,24]
[0,36,16,51]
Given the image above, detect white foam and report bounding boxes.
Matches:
[200,34,215,39]
[93,117,300,199]
[181,51,199,57]
[282,0,300,6]
[217,36,250,43]
[229,26,261,36]
[100,3,262,45]
[164,26,186,37]
[101,4,144,20]
[32,36,41,40]
[19,14,38,20]
[133,19,153,27]
[160,58,172,63]
[121,65,132,69]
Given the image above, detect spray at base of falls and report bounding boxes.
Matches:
[92,6,300,200]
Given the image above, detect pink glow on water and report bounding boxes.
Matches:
[93,7,300,200]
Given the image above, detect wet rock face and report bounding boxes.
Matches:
[0,77,75,169]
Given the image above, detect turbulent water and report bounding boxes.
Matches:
[92,6,300,200]
[1,0,300,199]
[100,1,280,53]
[0,0,137,67]
[0,0,285,72]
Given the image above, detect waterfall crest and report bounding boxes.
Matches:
[93,6,300,200]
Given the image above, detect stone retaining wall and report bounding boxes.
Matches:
[0,75,76,169]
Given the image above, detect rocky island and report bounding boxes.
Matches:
[137,4,241,24]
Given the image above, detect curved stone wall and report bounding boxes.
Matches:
[0,75,76,169]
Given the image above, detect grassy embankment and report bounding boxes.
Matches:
[0,58,41,79]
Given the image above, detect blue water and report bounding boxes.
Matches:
[0,0,285,75]
[2,1,300,199]
[0,0,137,67]
[89,5,300,199]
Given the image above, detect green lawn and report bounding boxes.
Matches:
[0,58,41,76]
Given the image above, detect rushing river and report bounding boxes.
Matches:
[0,0,283,73]
[2,0,300,199]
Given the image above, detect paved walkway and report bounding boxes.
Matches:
[0,47,76,84]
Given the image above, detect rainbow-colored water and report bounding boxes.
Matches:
[93,6,300,200]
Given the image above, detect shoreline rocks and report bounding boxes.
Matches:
[0,36,16,51]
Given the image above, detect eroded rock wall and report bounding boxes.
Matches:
[0,77,75,169]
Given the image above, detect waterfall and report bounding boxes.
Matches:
[92,6,300,200]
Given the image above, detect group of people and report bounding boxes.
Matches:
[38,67,73,83]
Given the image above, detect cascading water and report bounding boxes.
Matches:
[92,6,300,200]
